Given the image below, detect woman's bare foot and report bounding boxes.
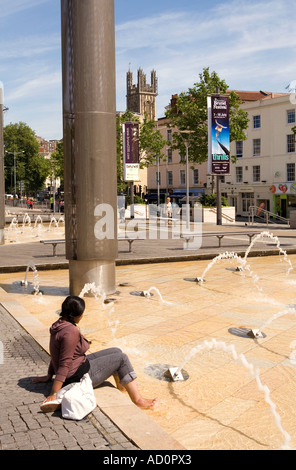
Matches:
[132,397,158,409]
[121,378,158,408]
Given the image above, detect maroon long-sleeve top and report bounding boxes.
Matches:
[48,318,90,383]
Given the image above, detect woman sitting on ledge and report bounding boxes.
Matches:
[33,295,158,412]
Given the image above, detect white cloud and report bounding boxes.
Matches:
[0,34,60,60]
[6,72,61,101]
[115,0,296,115]
[0,0,49,18]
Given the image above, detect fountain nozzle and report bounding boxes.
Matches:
[141,291,152,297]
[195,277,205,283]
[247,328,264,339]
[167,367,185,382]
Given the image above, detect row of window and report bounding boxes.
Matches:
[156,168,199,186]
[252,110,295,129]
[166,148,188,164]
[236,134,295,157]
[167,111,296,140]
[235,163,295,183]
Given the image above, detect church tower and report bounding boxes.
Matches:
[126,68,158,121]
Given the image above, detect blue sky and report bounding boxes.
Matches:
[0,0,295,140]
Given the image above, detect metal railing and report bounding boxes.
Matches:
[209,207,235,222]
[248,205,290,226]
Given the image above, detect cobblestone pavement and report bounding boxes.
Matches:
[0,305,138,451]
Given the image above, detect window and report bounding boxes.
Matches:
[179,151,185,163]
[236,141,243,158]
[287,110,295,124]
[236,167,243,183]
[253,115,261,129]
[167,148,173,164]
[180,170,185,185]
[287,134,295,153]
[167,129,172,142]
[193,169,199,185]
[242,193,254,212]
[253,165,260,182]
[253,138,261,156]
[167,171,173,186]
[287,163,295,182]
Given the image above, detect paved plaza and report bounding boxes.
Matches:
[1,211,296,451]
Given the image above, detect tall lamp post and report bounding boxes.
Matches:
[179,130,192,230]
[157,155,160,214]
[0,84,5,245]
[5,150,24,197]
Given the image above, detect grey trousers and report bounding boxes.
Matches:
[87,348,137,388]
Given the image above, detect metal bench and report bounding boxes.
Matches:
[156,217,178,227]
[180,231,259,249]
[40,239,65,256]
[41,238,144,255]
[118,238,145,252]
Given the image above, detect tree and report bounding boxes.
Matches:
[4,122,51,194]
[200,193,229,207]
[165,67,249,164]
[138,113,168,167]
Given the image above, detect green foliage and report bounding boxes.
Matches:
[138,114,168,167]
[200,193,229,207]
[165,67,249,164]
[125,194,144,205]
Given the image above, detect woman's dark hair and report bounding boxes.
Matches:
[60,296,85,325]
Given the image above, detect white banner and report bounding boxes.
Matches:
[271,182,296,195]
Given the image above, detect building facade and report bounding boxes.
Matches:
[221,92,296,219]
[147,113,208,204]
[36,136,59,158]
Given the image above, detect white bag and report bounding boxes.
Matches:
[56,373,97,420]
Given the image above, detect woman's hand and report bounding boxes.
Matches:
[42,394,57,404]
[32,375,52,384]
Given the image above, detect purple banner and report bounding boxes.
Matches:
[124,122,139,164]
[208,95,230,175]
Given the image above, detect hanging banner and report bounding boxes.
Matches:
[207,95,230,175]
[271,182,296,195]
[123,122,140,182]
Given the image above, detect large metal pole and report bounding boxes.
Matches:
[61,0,118,295]
[216,175,222,225]
[0,85,5,245]
[185,143,190,230]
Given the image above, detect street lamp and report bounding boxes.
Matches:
[0,84,4,245]
[179,130,192,230]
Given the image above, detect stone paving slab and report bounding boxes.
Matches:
[1,220,296,451]
[0,304,138,451]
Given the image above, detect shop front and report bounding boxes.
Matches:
[271,182,296,218]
